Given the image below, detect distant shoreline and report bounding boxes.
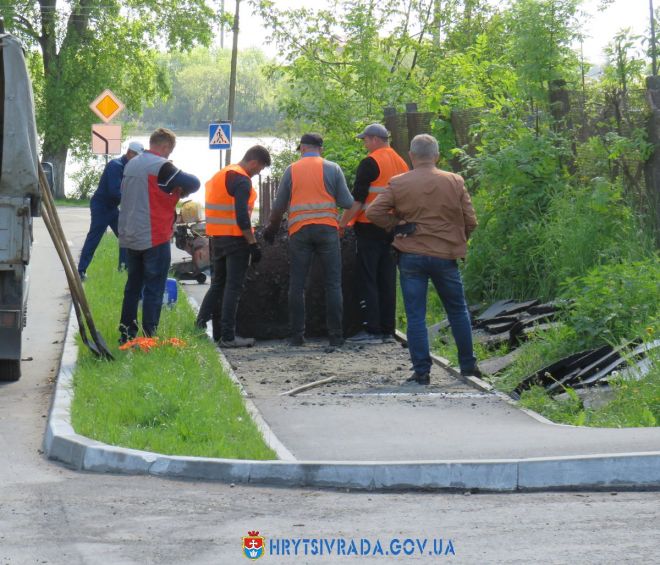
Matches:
[130,130,278,138]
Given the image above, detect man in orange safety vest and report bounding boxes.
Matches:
[263,133,354,347]
[339,123,409,345]
[196,145,271,347]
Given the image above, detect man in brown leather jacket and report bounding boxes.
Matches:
[366,134,479,385]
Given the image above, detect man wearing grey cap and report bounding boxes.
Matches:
[339,123,409,344]
[77,140,144,279]
[367,134,479,385]
[264,133,354,347]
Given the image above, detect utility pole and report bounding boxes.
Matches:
[225,0,240,166]
[220,0,225,49]
[651,0,658,76]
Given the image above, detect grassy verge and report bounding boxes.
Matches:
[70,236,276,459]
[55,198,90,207]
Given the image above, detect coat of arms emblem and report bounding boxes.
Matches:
[243,530,265,560]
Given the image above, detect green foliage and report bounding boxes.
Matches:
[138,48,282,133]
[561,259,660,348]
[518,384,584,423]
[71,237,276,459]
[534,178,651,297]
[69,160,105,200]
[517,344,660,428]
[505,0,581,103]
[1,1,216,195]
[462,129,571,300]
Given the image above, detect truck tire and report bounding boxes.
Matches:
[0,359,21,382]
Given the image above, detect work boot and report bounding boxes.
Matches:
[219,336,255,348]
[404,371,430,385]
[346,330,381,345]
[460,365,483,379]
[287,335,305,346]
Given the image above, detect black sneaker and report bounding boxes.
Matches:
[328,336,344,347]
[219,336,255,348]
[404,371,430,385]
[460,366,483,379]
[346,331,381,345]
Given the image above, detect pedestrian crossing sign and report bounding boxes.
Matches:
[209,122,232,149]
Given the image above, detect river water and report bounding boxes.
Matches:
[65,134,286,206]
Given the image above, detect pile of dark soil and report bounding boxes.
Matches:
[236,226,364,339]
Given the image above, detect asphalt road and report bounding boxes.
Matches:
[0,207,658,565]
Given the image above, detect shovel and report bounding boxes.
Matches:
[38,166,114,360]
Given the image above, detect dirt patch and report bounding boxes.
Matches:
[224,338,473,402]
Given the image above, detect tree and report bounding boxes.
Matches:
[138,48,280,132]
[0,1,216,197]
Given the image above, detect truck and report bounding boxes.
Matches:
[0,32,41,382]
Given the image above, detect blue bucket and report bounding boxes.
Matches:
[163,277,178,307]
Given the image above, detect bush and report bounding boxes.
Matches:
[462,130,571,300]
[561,258,660,348]
[534,178,651,298]
[70,160,105,200]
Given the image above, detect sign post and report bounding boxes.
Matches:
[209,122,232,168]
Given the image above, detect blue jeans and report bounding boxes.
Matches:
[78,197,127,274]
[289,224,343,339]
[398,253,476,375]
[119,241,171,341]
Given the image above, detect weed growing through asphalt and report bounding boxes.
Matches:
[69,236,276,459]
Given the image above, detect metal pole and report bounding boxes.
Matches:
[651,0,658,76]
[225,0,240,167]
[220,0,225,49]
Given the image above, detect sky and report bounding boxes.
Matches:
[230,0,650,65]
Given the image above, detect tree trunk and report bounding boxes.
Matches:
[41,142,67,198]
[225,0,240,166]
[644,75,660,247]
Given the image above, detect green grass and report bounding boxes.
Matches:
[55,197,90,207]
[517,346,660,427]
[70,236,276,459]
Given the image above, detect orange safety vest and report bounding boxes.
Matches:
[355,146,409,224]
[205,164,257,237]
[288,156,339,236]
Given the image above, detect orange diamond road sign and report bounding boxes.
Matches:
[89,89,125,123]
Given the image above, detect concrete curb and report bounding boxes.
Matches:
[44,305,660,491]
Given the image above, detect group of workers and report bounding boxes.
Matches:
[79,123,480,385]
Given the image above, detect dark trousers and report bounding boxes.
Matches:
[78,198,127,274]
[119,241,171,342]
[355,235,396,335]
[197,239,250,342]
[289,224,343,339]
